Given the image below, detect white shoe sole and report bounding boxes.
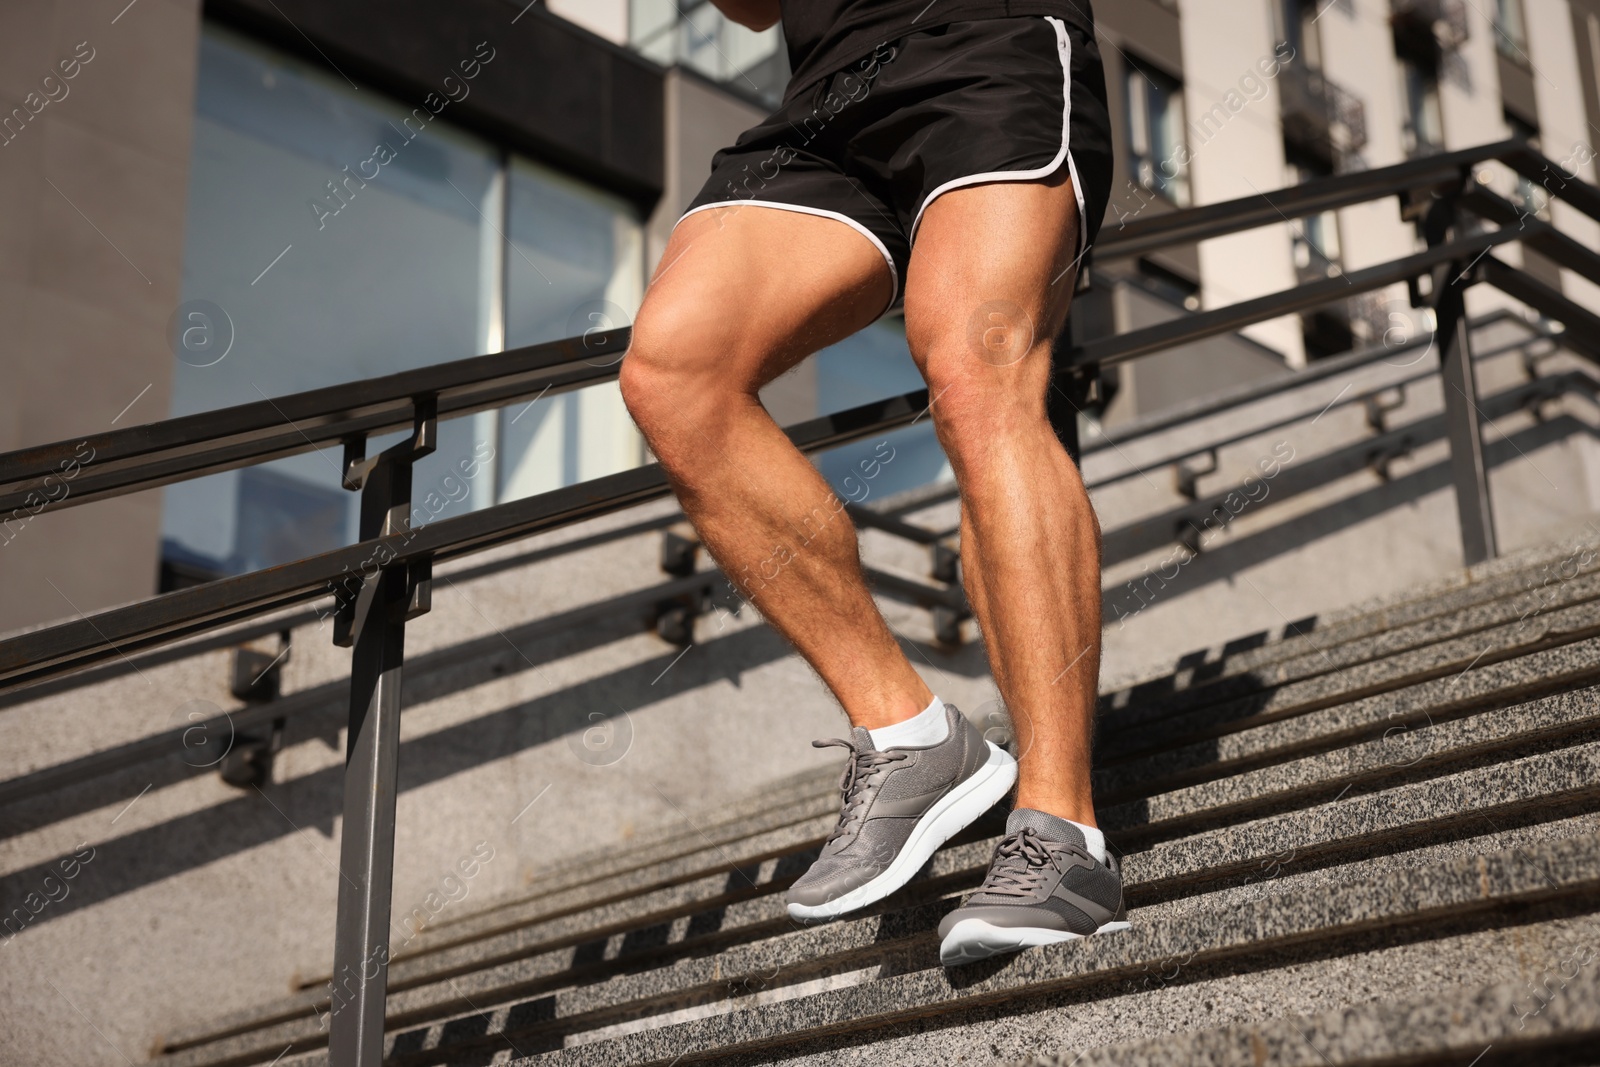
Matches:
[938,917,1131,966]
[787,742,1018,921]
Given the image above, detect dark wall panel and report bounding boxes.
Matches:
[1497,52,1538,129]
[204,0,664,207]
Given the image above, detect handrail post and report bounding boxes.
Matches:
[327,399,435,1067]
[1423,194,1498,565]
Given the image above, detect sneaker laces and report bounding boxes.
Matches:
[813,736,908,846]
[974,828,1074,898]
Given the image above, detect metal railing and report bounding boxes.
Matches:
[0,311,1568,820]
[1391,0,1472,52]
[2,137,1598,1066]
[1280,63,1369,164]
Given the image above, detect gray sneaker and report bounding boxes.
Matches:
[785,703,1017,921]
[937,808,1130,966]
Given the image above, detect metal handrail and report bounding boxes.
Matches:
[2,137,1597,1067]
[1093,139,1600,261]
[4,139,1590,518]
[0,388,927,690]
[0,140,1594,702]
[5,357,1588,821]
[1084,312,1560,491]
[0,331,630,516]
[1075,228,1526,368]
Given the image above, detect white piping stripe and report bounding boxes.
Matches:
[908,16,1085,260]
[675,200,900,317]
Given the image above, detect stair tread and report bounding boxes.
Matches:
[154,541,1600,1067]
[497,830,1600,1066]
[166,813,1600,1067]
[1098,592,1600,757]
[1101,534,1600,703]
[1100,562,1600,727]
[1098,635,1600,801]
[156,708,1600,1067]
[1015,938,1600,1066]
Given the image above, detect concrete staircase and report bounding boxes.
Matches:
[149,535,1600,1066]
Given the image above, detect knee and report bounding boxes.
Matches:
[619,303,754,457]
[616,343,669,443]
[912,334,1053,467]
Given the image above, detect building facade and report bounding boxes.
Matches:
[5,6,1600,1064]
[2,0,1597,634]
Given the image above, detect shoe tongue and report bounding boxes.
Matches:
[850,726,876,751]
[1006,808,1087,849]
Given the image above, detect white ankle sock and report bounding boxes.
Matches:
[1071,820,1107,863]
[1010,808,1108,863]
[868,695,949,750]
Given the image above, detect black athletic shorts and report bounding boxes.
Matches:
[680,15,1113,319]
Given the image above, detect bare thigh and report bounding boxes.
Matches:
[901,169,1080,401]
[621,203,933,726]
[627,205,895,402]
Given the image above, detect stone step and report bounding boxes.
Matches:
[156,548,1600,1066]
[376,768,838,963]
[323,813,1600,1067]
[252,559,1600,1017]
[166,801,1600,1067]
[1122,737,1600,900]
[1096,592,1600,760]
[1100,561,1600,731]
[433,764,837,920]
[1100,532,1600,712]
[209,563,1587,1055]
[370,698,1600,1003]
[1100,679,1600,848]
[154,724,1600,1067]
[161,770,843,1053]
[1095,634,1600,804]
[345,627,1594,1014]
[1011,936,1600,1066]
[725,901,1600,1066]
[157,822,827,1059]
[490,827,1600,1066]
[162,764,928,1055]
[265,909,1600,1067]
[164,795,997,1058]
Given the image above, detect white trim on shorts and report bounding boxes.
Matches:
[675,200,900,317]
[907,16,1087,262]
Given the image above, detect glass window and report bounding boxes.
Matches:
[814,320,953,503]
[1284,148,1341,278]
[629,0,788,106]
[1493,0,1528,61]
[1279,0,1324,70]
[1399,56,1444,157]
[1125,62,1191,207]
[499,159,644,500]
[164,24,644,578]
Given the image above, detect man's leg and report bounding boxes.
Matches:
[902,168,1100,827]
[620,206,933,728]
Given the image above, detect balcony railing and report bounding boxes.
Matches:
[1280,62,1369,166]
[1391,0,1472,54]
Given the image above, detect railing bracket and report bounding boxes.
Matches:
[220,635,289,788]
[1364,386,1407,433]
[933,606,965,647]
[1173,450,1219,501]
[660,523,701,577]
